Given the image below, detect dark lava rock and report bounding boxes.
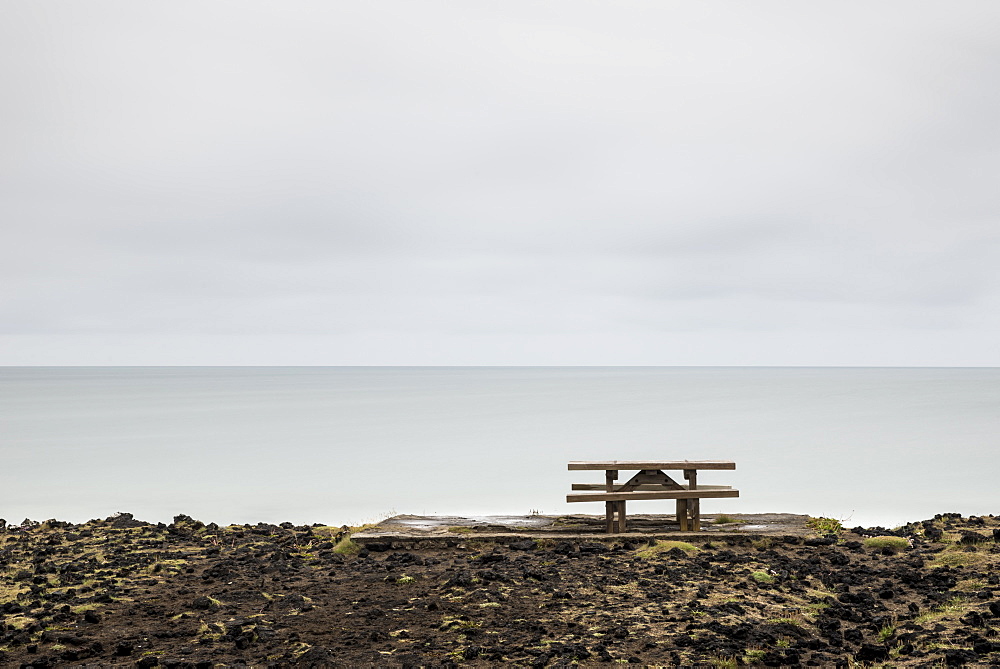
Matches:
[943,648,978,665]
[296,645,336,666]
[477,550,508,563]
[277,594,310,610]
[509,539,537,551]
[923,526,944,541]
[855,644,889,662]
[444,571,475,588]
[365,542,391,552]
[107,512,147,529]
[114,641,133,656]
[805,536,837,547]
[83,609,101,623]
[191,596,215,610]
[551,541,576,555]
[959,531,990,544]
[960,610,986,627]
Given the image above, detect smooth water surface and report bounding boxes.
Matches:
[1,367,997,528]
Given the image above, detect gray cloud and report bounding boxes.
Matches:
[2,1,999,363]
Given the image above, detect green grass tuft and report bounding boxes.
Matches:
[635,540,699,558]
[806,516,843,536]
[863,536,910,553]
[333,537,361,555]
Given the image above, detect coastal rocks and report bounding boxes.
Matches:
[2,514,1000,666]
[106,512,147,529]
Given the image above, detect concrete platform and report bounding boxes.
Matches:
[352,512,813,548]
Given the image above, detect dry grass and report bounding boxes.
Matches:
[930,546,991,569]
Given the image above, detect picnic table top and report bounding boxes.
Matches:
[568,460,736,471]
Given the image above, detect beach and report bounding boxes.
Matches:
[2,511,999,667]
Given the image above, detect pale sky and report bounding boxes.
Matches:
[2,1,999,365]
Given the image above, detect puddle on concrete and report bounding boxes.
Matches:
[361,513,812,541]
[385,514,554,531]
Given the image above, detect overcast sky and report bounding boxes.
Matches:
[2,1,999,365]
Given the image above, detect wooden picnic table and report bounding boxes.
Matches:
[567,460,738,533]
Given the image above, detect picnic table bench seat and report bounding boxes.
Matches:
[567,460,739,533]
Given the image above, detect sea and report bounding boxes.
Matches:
[1,366,997,530]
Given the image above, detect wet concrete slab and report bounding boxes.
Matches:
[352,512,813,547]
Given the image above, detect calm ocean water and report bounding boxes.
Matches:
[1,367,997,529]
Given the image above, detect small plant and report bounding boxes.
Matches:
[877,624,896,642]
[863,536,910,554]
[709,657,738,669]
[915,595,967,624]
[806,516,844,536]
[333,537,360,555]
[766,617,799,626]
[713,514,739,524]
[744,649,767,663]
[751,570,775,584]
[775,638,791,648]
[396,575,415,585]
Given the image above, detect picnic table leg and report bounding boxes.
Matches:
[676,499,689,532]
[684,469,701,531]
[604,470,618,533]
[616,500,626,533]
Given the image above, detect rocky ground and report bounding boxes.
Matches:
[1,512,999,667]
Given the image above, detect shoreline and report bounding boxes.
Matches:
[2,511,999,666]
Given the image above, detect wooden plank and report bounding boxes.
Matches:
[568,461,735,471]
[572,483,733,491]
[615,469,683,492]
[605,501,613,533]
[616,500,626,533]
[566,489,739,503]
[677,499,689,531]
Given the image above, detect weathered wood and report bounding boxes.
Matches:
[566,489,739,503]
[614,469,684,492]
[568,459,737,534]
[568,461,736,471]
[683,469,700,531]
[571,483,733,491]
